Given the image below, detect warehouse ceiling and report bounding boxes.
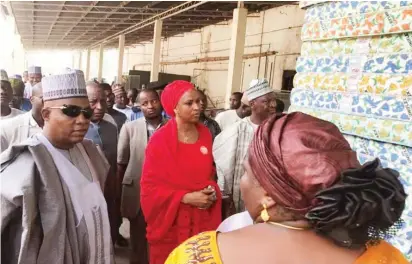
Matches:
[6,1,296,50]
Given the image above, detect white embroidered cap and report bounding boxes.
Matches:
[28,66,42,74]
[245,79,273,101]
[42,72,87,102]
[1,69,8,81]
[241,93,250,106]
[65,68,84,75]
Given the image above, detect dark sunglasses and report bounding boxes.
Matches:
[49,104,93,119]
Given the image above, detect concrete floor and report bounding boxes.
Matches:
[114,246,130,264]
[114,219,131,264]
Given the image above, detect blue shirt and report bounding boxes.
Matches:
[85,122,103,147]
[131,107,144,120]
[20,99,32,112]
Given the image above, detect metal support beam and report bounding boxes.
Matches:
[11,3,233,16]
[150,20,162,82]
[68,1,131,46]
[16,19,228,26]
[54,1,98,47]
[225,7,247,108]
[44,1,65,47]
[88,1,208,49]
[13,11,232,18]
[31,1,34,46]
[17,19,140,25]
[19,26,206,36]
[117,35,125,83]
[97,45,104,82]
[85,49,91,80]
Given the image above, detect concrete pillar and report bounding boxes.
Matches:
[150,19,163,82]
[78,51,82,70]
[85,49,91,80]
[97,44,104,82]
[225,7,247,109]
[117,34,125,84]
[72,54,75,69]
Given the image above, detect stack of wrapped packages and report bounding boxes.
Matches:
[291,1,412,259]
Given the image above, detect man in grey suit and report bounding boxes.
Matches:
[117,89,167,264]
[85,82,120,245]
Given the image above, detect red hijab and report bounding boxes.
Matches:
[161,80,194,117]
[141,80,221,243]
[249,112,360,214]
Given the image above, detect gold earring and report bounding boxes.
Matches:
[260,203,270,222]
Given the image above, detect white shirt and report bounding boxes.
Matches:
[113,105,134,121]
[246,116,259,131]
[24,83,32,99]
[217,211,253,232]
[0,108,24,120]
[28,112,42,136]
[215,109,241,131]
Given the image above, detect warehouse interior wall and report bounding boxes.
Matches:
[127,4,304,108]
[24,4,304,108]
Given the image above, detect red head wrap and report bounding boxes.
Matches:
[248,112,360,214]
[161,80,194,117]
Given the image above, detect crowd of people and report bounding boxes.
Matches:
[0,66,408,264]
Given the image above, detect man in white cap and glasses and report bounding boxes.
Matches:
[0,71,114,263]
[213,79,276,216]
[24,65,42,99]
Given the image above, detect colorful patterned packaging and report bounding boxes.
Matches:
[296,54,412,74]
[290,88,412,121]
[301,33,412,56]
[344,134,412,167]
[293,73,412,96]
[288,105,412,147]
[299,1,327,9]
[302,7,412,41]
[304,1,412,23]
[299,1,412,259]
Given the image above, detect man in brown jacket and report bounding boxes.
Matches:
[117,89,167,264]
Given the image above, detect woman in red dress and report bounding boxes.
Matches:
[140,80,222,264]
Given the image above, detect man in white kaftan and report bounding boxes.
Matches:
[215,97,251,131]
[0,82,43,153]
[24,65,42,99]
[213,79,277,213]
[0,70,24,120]
[1,71,114,264]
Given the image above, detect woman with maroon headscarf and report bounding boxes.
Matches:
[140,80,222,264]
[166,112,408,263]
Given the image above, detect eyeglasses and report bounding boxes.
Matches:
[49,104,93,119]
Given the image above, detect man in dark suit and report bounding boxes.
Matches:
[85,82,120,245]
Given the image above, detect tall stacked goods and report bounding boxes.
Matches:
[292,1,412,259]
